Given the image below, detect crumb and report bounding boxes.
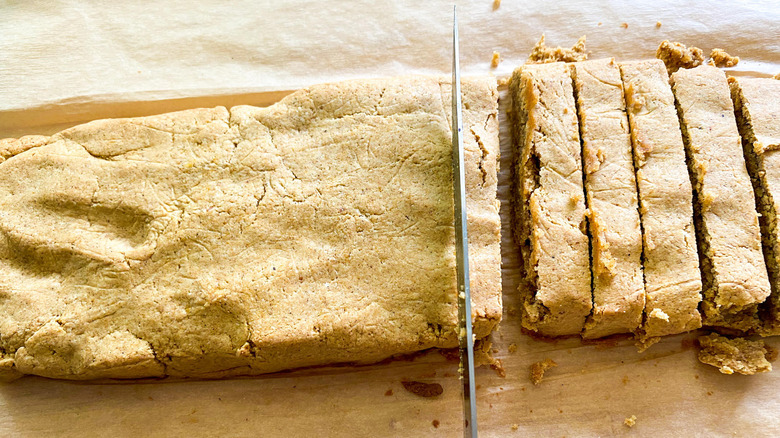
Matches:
[774,73,780,80]
[432,419,440,428]
[508,343,518,353]
[527,34,588,64]
[621,22,628,29]
[622,375,629,385]
[624,415,637,428]
[697,333,772,375]
[475,339,506,377]
[530,358,557,385]
[707,391,713,396]
[401,381,444,397]
[385,389,393,396]
[656,21,662,28]
[511,424,519,431]
[656,40,704,74]
[492,0,501,10]
[491,51,501,68]
[635,335,660,353]
[709,48,739,68]
[598,22,602,26]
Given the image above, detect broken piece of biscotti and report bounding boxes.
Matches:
[509,62,592,337]
[671,65,770,332]
[0,75,502,381]
[698,333,772,375]
[730,76,780,335]
[571,59,645,339]
[619,60,702,345]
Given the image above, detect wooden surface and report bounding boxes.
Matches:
[2,1,780,436]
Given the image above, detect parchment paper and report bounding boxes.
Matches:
[1,0,780,436]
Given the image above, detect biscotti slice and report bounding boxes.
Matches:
[509,62,592,337]
[0,75,502,381]
[571,59,645,339]
[619,60,702,344]
[729,76,780,334]
[671,65,770,332]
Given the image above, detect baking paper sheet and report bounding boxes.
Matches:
[1,0,780,436]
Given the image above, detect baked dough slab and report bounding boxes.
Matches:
[0,76,502,381]
[619,60,702,343]
[572,59,644,339]
[671,65,770,332]
[730,76,780,335]
[510,62,591,337]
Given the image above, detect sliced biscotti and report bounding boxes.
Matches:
[671,65,770,332]
[619,60,702,344]
[729,76,780,334]
[0,76,502,381]
[510,62,592,337]
[571,59,645,339]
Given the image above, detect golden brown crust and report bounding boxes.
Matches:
[0,76,502,380]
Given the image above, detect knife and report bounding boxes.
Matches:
[452,6,478,437]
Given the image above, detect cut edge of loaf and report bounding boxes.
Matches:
[730,77,780,336]
[509,63,592,337]
[618,59,703,346]
[570,59,646,339]
[671,68,765,333]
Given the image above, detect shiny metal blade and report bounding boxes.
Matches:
[452,6,478,438]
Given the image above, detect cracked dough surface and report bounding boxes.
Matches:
[0,75,502,381]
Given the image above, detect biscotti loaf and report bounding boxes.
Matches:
[571,59,645,339]
[671,65,770,332]
[509,62,592,337]
[619,60,702,345]
[0,75,502,381]
[730,76,780,334]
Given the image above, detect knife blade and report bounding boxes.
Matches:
[451,6,478,437]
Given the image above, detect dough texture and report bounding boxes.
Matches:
[0,75,502,381]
